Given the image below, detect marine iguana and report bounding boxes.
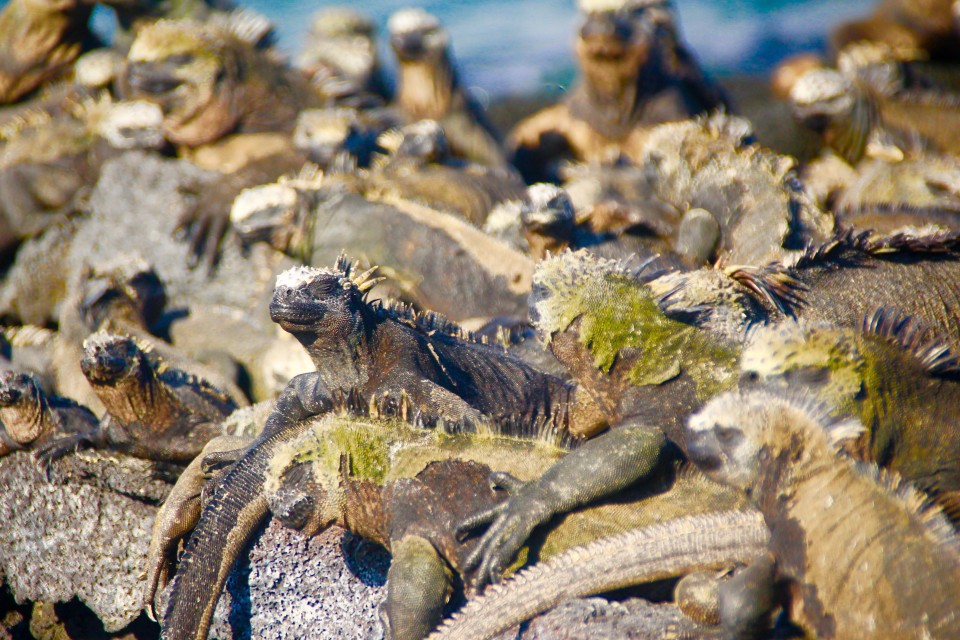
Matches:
[831,0,960,63]
[432,389,960,640]
[229,173,537,321]
[38,331,238,464]
[253,257,594,441]
[387,8,505,168]
[457,234,960,586]
[295,6,389,107]
[0,370,97,457]
[0,0,95,104]
[508,0,728,183]
[155,408,755,640]
[740,309,960,524]
[685,389,960,639]
[117,11,321,270]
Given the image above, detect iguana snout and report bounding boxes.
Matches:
[388,8,447,63]
[0,371,35,406]
[80,333,140,384]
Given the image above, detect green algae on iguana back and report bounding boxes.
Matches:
[741,309,960,524]
[532,250,739,399]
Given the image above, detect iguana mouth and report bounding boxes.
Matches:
[0,385,23,406]
[80,351,132,383]
[269,302,322,328]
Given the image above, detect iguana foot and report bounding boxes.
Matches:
[33,432,93,473]
[457,471,555,591]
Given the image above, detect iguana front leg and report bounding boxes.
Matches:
[459,423,668,589]
[384,535,455,640]
[202,372,334,474]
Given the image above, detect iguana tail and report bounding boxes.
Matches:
[428,509,770,640]
[160,420,314,640]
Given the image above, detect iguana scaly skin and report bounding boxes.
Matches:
[387,8,505,168]
[741,309,960,524]
[295,6,389,107]
[363,120,526,227]
[650,228,960,352]
[39,331,237,464]
[230,176,537,321]
[426,510,769,640]
[118,12,319,148]
[257,258,593,442]
[0,370,97,457]
[158,409,749,640]
[686,389,960,639]
[508,0,728,183]
[0,0,94,104]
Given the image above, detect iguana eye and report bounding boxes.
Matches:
[715,426,741,447]
[167,54,195,66]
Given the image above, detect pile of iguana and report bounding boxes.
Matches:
[153,409,760,640]
[428,389,960,640]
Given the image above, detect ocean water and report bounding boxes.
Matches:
[0,0,877,97]
[239,0,877,96]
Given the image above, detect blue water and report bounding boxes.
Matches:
[240,0,876,96]
[71,0,877,96]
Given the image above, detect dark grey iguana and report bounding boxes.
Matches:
[740,308,960,524]
[155,408,757,640]
[229,175,537,321]
[0,370,97,458]
[253,257,596,442]
[38,331,238,465]
[386,8,505,168]
[684,389,960,639]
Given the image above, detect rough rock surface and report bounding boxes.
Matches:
[516,598,705,640]
[205,521,390,640]
[73,151,289,318]
[0,451,170,632]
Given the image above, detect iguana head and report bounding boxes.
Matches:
[293,108,362,166]
[0,370,46,446]
[686,389,863,491]
[270,259,379,352]
[375,119,450,165]
[80,332,148,387]
[231,181,316,251]
[575,0,671,96]
[388,8,448,65]
[740,321,865,414]
[77,254,166,332]
[298,7,381,101]
[789,68,877,165]
[120,18,248,146]
[519,184,576,259]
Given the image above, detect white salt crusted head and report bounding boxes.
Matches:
[789,69,854,113]
[275,265,328,291]
[231,184,299,223]
[388,8,441,35]
[97,101,165,150]
[577,0,669,13]
[523,184,575,225]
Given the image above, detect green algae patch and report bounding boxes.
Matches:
[533,252,738,398]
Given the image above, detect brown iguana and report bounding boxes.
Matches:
[740,308,960,524]
[455,235,960,586]
[229,173,537,321]
[0,370,97,457]
[154,408,757,640]
[508,0,728,183]
[295,6,389,107]
[685,389,960,639]
[0,0,95,104]
[116,11,320,269]
[430,389,960,640]
[38,331,238,464]
[387,8,505,168]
